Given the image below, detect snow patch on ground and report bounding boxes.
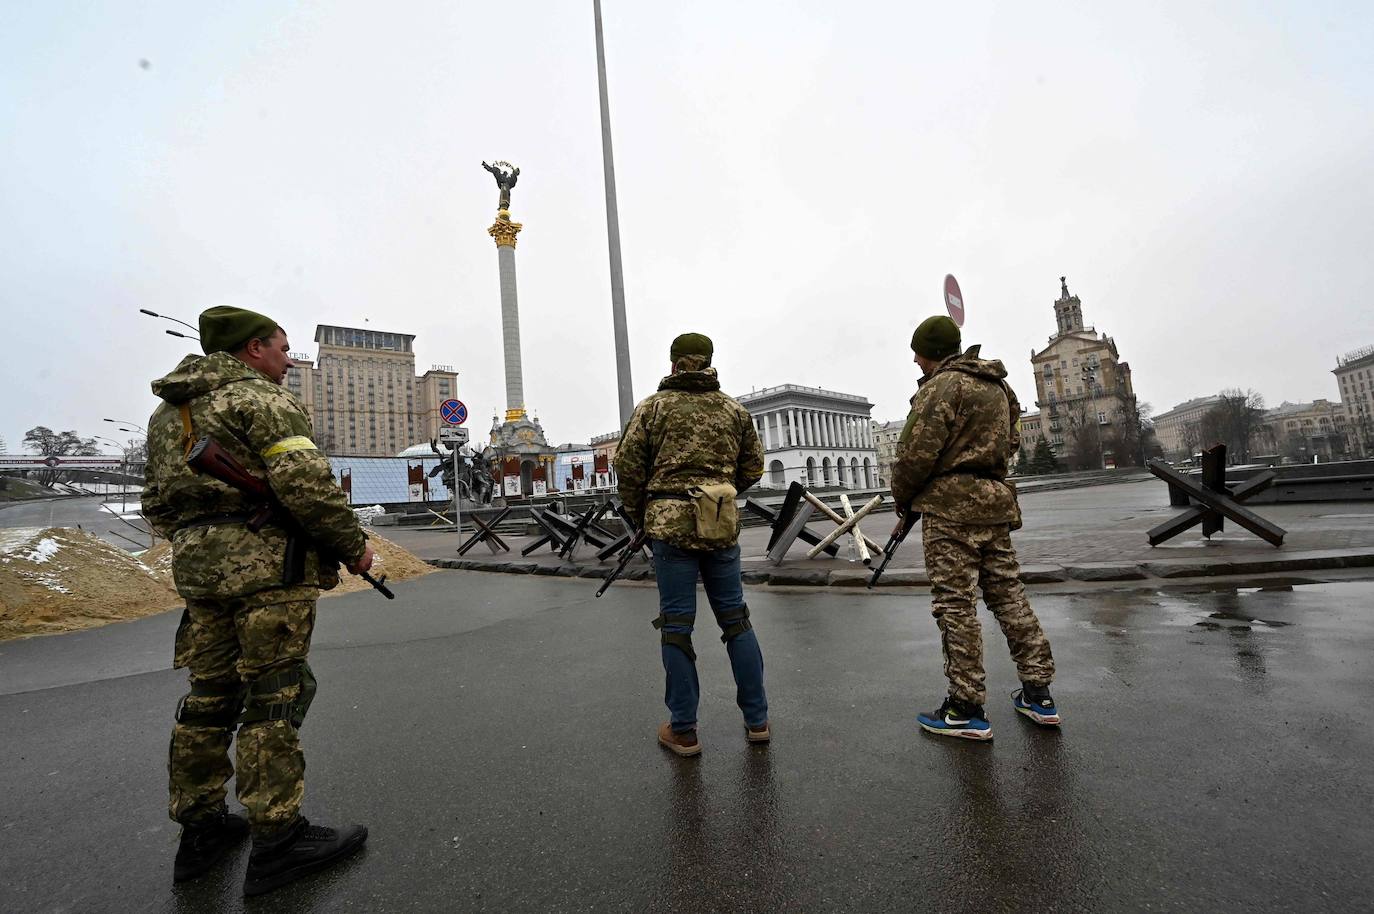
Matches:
[25,538,61,563]
[1,535,62,564]
[0,527,46,556]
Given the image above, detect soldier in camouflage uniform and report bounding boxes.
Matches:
[143,306,371,894]
[891,316,1060,741]
[615,333,769,757]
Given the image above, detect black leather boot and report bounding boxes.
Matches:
[242,816,368,897]
[173,809,249,882]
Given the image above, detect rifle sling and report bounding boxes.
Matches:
[179,404,196,458]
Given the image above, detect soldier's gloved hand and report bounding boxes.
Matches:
[347,543,376,575]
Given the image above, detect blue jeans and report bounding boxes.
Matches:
[651,540,768,733]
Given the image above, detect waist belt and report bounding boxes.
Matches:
[179,513,255,530]
[932,470,1005,483]
[647,492,692,502]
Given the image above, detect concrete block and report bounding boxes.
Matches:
[874,570,929,587]
[1018,565,1067,583]
[1062,563,1148,582]
[1141,561,1213,579]
[768,569,832,586]
[827,569,872,587]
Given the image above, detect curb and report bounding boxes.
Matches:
[425,549,1374,587]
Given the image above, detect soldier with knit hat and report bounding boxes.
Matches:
[615,332,769,756]
[892,316,1060,740]
[143,306,373,894]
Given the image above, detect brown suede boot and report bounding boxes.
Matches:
[745,721,771,744]
[657,722,702,757]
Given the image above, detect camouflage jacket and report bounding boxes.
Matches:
[614,368,765,550]
[890,345,1022,526]
[142,352,367,599]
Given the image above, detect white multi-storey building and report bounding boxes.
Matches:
[736,385,879,490]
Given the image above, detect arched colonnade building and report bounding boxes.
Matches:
[736,384,881,491]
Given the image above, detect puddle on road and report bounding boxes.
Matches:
[1204,611,1291,628]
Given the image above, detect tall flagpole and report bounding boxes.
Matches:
[594,0,635,428]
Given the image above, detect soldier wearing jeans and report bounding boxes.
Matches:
[891,316,1060,741]
[615,332,769,756]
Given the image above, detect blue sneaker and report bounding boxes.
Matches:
[917,697,993,741]
[1012,684,1061,726]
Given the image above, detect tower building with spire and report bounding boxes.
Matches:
[1025,277,1136,466]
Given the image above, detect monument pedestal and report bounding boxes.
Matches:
[490,409,556,498]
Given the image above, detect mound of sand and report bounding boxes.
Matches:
[322,533,436,595]
[141,532,432,598]
[0,527,180,641]
[1,529,433,642]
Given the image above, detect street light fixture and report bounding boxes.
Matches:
[1079,364,1105,470]
[140,309,201,343]
[104,418,147,434]
[91,435,135,510]
[139,308,198,333]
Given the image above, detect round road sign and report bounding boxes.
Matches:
[440,399,468,425]
[944,274,965,327]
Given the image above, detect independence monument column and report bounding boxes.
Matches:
[481,159,554,497]
[483,160,527,419]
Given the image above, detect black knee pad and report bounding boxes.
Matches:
[717,604,753,644]
[238,661,317,729]
[174,675,245,729]
[651,613,697,662]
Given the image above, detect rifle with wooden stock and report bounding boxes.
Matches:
[185,436,395,599]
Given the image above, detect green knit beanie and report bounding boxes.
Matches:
[199,306,279,355]
[910,316,961,360]
[670,332,713,365]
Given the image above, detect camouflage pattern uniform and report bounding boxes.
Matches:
[615,361,769,733]
[143,352,366,835]
[890,345,1054,706]
[614,363,765,549]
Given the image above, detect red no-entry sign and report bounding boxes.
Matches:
[944,274,964,327]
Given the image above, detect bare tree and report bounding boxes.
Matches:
[1199,389,1266,462]
[23,426,101,486]
[1109,397,1157,467]
[1179,421,1202,460]
[1063,404,1102,471]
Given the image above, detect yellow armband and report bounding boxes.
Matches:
[262,435,318,458]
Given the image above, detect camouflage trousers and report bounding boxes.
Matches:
[922,514,1054,706]
[168,585,317,836]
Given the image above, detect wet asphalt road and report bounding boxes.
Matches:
[0,495,152,551]
[1,572,1371,913]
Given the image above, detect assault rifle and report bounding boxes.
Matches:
[867,509,920,589]
[595,528,649,598]
[185,436,395,599]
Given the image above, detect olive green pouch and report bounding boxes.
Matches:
[687,482,738,545]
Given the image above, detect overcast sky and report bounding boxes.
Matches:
[3,1,1372,454]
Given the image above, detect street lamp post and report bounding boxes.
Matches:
[92,435,125,505]
[1080,365,1104,470]
[102,424,146,512]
